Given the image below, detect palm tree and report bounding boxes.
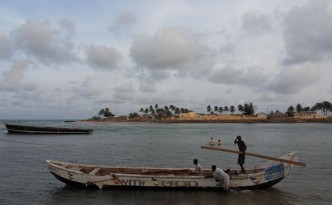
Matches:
[170,105,176,114]
[164,106,170,117]
[154,104,159,110]
[322,101,332,115]
[164,105,169,111]
[230,105,235,115]
[303,106,310,112]
[312,102,322,114]
[149,105,155,115]
[207,105,211,113]
[155,108,165,119]
[243,102,256,115]
[218,107,223,115]
[98,108,105,116]
[139,108,144,115]
[296,103,302,113]
[224,106,229,114]
[238,104,244,114]
[175,107,181,115]
[103,108,114,118]
[214,106,218,114]
[144,108,149,115]
[286,106,295,117]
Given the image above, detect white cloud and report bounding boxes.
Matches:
[11,19,78,65]
[113,82,134,103]
[130,26,215,79]
[0,59,33,92]
[208,65,267,87]
[266,64,319,94]
[22,82,38,92]
[70,77,101,99]
[139,81,156,93]
[109,11,138,33]
[58,18,76,36]
[242,11,273,35]
[85,44,122,70]
[0,32,13,60]
[283,0,332,65]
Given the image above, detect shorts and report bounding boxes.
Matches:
[238,154,245,165]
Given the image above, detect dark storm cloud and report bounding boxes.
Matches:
[283,0,332,65]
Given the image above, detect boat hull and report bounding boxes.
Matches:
[46,151,298,191]
[49,171,284,191]
[5,123,93,135]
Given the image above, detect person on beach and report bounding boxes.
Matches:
[234,135,247,173]
[218,139,222,145]
[212,165,230,191]
[192,159,203,175]
[209,137,215,145]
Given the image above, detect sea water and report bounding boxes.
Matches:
[0,120,331,205]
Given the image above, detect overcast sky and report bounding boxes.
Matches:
[0,0,331,119]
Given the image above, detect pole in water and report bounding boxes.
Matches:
[201,146,306,167]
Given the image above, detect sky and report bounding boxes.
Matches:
[0,0,332,119]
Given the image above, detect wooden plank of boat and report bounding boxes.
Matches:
[4,123,93,135]
[46,151,298,190]
[201,146,306,167]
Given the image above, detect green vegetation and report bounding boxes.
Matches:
[130,104,192,120]
[90,107,115,120]
[208,102,256,116]
[90,100,332,121]
[284,101,332,117]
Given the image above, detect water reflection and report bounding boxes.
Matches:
[45,186,297,205]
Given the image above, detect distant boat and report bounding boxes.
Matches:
[46,151,299,191]
[4,123,93,135]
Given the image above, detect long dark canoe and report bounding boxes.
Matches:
[4,123,93,135]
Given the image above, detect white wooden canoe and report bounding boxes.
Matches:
[46,151,298,191]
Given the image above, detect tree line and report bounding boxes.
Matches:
[92,100,332,120]
[206,102,256,116]
[129,104,192,119]
[285,101,332,117]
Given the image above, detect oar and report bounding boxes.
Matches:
[201,146,306,167]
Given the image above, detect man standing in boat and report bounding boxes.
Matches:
[234,135,247,173]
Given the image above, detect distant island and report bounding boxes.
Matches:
[80,101,332,123]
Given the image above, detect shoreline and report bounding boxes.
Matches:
[70,118,332,124]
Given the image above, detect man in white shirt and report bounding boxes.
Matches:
[192,159,203,175]
[212,165,230,191]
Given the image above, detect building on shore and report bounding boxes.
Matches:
[293,111,328,119]
[134,110,330,122]
[268,111,288,120]
[178,111,268,121]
